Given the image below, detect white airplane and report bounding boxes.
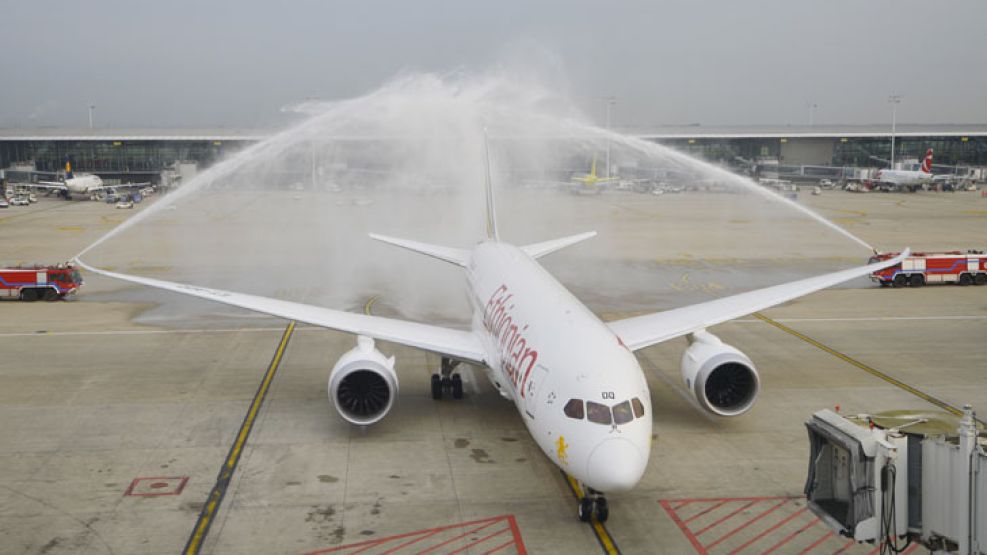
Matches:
[75,143,907,523]
[871,148,961,190]
[33,159,149,199]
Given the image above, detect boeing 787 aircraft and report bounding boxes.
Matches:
[76,142,906,523]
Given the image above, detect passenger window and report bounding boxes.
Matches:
[612,401,633,425]
[563,399,584,420]
[632,397,645,418]
[586,402,612,425]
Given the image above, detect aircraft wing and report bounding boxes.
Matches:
[74,260,487,364]
[32,182,68,191]
[607,250,909,351]
[91,182,151,191]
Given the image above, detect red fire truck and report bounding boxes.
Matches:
[869,250,987,287]
[0,264,84,300]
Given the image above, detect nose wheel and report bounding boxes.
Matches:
[577,489,609,523]
[431,357,463,400]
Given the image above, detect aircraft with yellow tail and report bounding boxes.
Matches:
[569,155,618,194]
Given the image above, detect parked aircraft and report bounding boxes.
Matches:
[32,158,149,199]
[871,149,968,191]
[76,142,906,522]
[565,155,618,194]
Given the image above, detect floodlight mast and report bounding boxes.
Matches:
[602,96,616,179]
[888,95,903,169]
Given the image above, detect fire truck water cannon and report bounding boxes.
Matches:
[328,336,398,426]
[804,407,986,554]
[869,250,987,288]
[0,263,84,301]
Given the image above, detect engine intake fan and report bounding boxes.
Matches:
[681,330,760,417]
[328,336,398,425]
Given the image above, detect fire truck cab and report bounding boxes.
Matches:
[0,264,84,301]
[869,250,987,287]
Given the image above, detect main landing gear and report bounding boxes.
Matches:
[577,488,609,523]
[431,357,463,400]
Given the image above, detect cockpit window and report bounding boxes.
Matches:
[612,401,633,424]
[586,402,612,425]
[631,397,645,418]
[563,399,584,420]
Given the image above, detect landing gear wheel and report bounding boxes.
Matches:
[593,497,609,523]
[975,274,987,286]
[434,357,464,401]
[430,374,443,400]
[909,274,925,287]
[892,274,907,288]
[959,273,973,286]
[578,497,593,522]
[451,374,463,399]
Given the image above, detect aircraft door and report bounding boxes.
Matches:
[523,364,550,418]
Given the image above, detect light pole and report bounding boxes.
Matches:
[88,104,95,129]
[807,102,818,126]
[602,96,616,179]
[888,94,902,169]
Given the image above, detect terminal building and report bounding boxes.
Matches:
[1,124,985,186]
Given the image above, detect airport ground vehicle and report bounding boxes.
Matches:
[10,196,29,206]
[869,250,987,287]
[0,199,8,208]
[0,264,84,300]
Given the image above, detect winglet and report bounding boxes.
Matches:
[369,233,470,268]
[521,231,597,259]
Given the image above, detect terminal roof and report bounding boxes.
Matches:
[1,124,985,142]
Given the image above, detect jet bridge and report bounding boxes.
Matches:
[804,406,986,554]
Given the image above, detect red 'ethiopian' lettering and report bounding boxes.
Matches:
[483,284,538,396]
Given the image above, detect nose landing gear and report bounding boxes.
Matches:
[577,488,609,523]
[431,357,463,400]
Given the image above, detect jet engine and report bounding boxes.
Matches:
[328,336,398,425]
[680,330,760,416]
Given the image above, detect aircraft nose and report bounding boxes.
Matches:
[586,437,647,493]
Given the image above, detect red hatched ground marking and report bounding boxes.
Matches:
[301,514,526,555]
[124,476,189,497]
[660,496,919,555]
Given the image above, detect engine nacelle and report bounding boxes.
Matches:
[680,330,760,417]
[328,336,398,425]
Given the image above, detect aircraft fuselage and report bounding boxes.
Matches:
[875,169,931,186]
[63,175,104,194]
[466,241,651,492]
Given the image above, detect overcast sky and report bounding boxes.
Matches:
[3,0,985,129]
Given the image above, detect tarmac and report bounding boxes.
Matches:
[1,187,985,554]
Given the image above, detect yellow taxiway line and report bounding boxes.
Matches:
[753,312,971,419]
[563,472,622,555]
[183,321,296,555]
